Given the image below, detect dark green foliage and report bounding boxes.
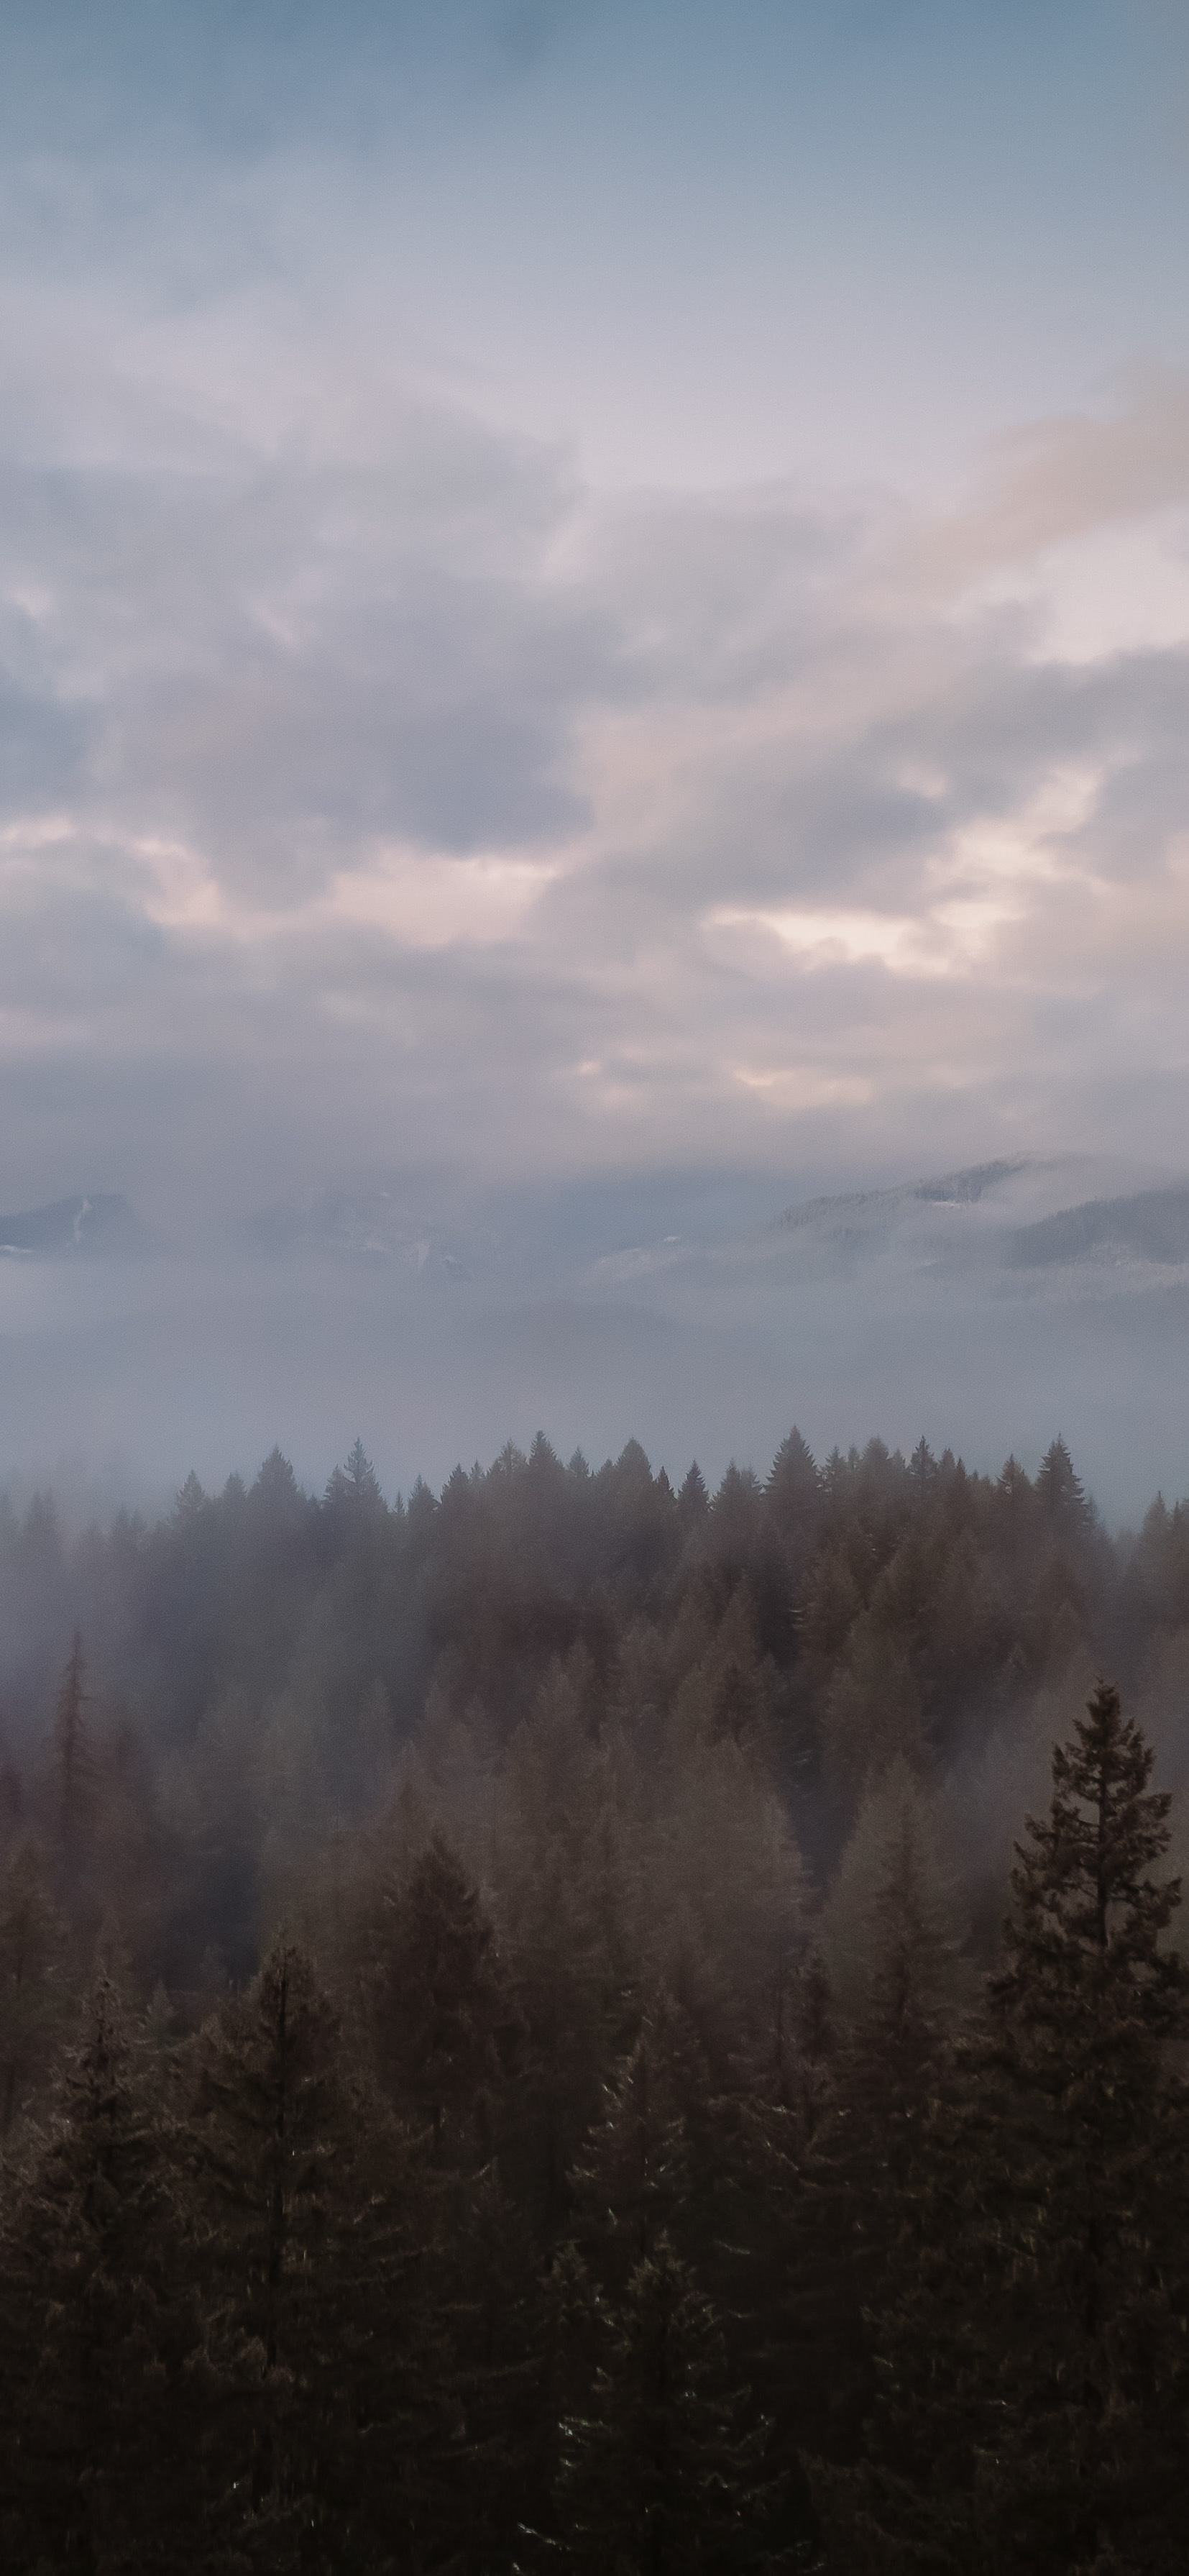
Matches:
[2,1432,1189,2565]
[190,1936,351,2557]
[372,1830,505,2162]
[190,1935,454,2571]
[556,2235,773,2575]
[568,1994,697,2294]
[817,1681,1189,2574]
[975,1679,1189,2572]
[0,1832,66,2134]
[52,1628,91,1858]
[0,1972,201,2572]
[0,1422,1167,1922]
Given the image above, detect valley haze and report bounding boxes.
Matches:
[2,1156,1186,1526]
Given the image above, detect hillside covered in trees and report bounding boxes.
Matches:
[1,1428,1188,2569]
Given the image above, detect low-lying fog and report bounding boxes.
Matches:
[2,1153,1188,1523]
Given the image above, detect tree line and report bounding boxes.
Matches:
[0,1428,1188,2566]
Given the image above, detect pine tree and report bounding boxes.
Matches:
[705,1951,839,2567]
[52,1628,92,1858]
[1034,1435,1094,1540]
[495,1681,623,2242]
[192,1934,452,2571]
[568,1996,694,2297]
[817,1680,1189,2574]
[677,1462,710,1531]
[786,1773,961,2513]
[977,1676,1189,2570]
[555,2233,772,2575]
[440,2162,546,2571]
[372,1830,505,2165]
[766,1428,820,1538]
[819,1757,962,2039]
[0,1970,201,2571]
[324,1440,386,1524]
[0,1832,66,2136]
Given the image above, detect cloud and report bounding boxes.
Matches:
[2,225,1189,1235]
[918,373,1189,585]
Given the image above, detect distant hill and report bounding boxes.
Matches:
[765,1160,1189,1290]
[243,1191,479,1280]
[1010,1187,1189,1271]
[776,1159,1029,1233]
[0,1194,143,1258]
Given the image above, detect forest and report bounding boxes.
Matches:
[1,1425,1188,2571]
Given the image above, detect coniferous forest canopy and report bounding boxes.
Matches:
[3,1425,1189,2571]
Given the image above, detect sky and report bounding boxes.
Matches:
[3,1,1189,1500]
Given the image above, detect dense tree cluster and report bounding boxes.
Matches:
[1,1427,1188,2567]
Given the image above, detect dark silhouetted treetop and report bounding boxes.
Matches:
[991,1673,1186,2119]
[979,1682,1189,2567]
[323,1438,385,1520]
[405,1472,440,1550]
[709,1463,765,1569]
[822,1680,1189,2576]
[1124,1490,1189,1639]
[1034,1433,1096,1540]
[248,1445,309,1534]
[908,1435,937,1499]
[767,1425,821,1525]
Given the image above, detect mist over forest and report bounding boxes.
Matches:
[6,1154,1189,1526]
[4,1413,1189,1972]
[3,1415,1189,2567]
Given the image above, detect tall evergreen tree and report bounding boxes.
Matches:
[977,1677,1189,2570]
[555,2234,772,2576]
[0,1971,200,2572]
[768,1773,960,2521]
[0,1832,65,2135]
[817,1680,1189,2574]
[52,1628,92,1860]
[372,1832,505,2165]
[192,1934,451,2571]
[766,1428,821,1542]
[568,1996,695,2296]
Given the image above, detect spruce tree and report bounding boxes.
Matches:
[978,1676,1189,2570]
[52,1629,92,1864]
[781,1773,960,2518]
[555,2233,771,2575]
[372,1831,504,2165]
[0,1832,66,2136]
[567,1996,694,2296]
[766,1428,821,1557]
[0,1970,200,2572]
[191,1933,452,2571]
[817,1680,1189,2574]
[441,2162,545,2572]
